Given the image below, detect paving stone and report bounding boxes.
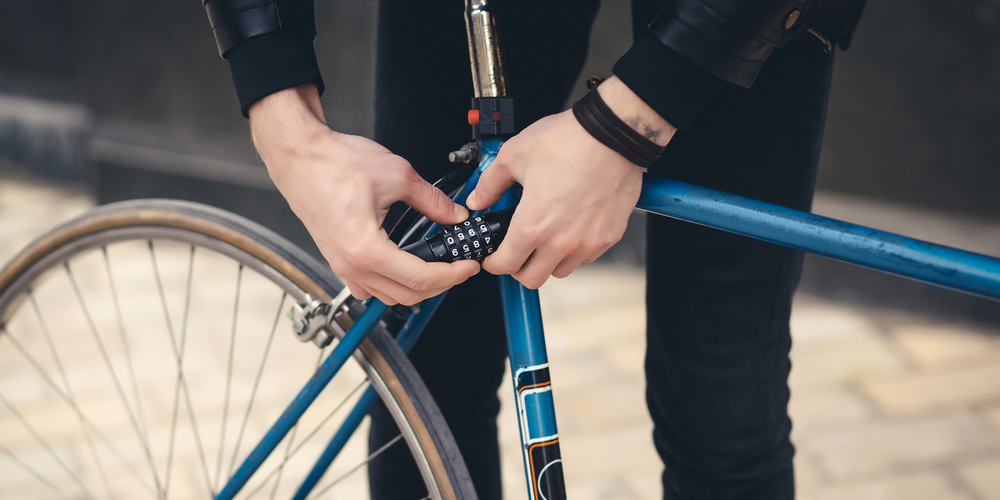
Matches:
[985,404,1000,430]
[959,457,1000,500]
[559,381,648,429]
[863,359,1000,414]
[794,455,825,498]
[788,306,906,390]
[542,304,646,358]
[789,387,874,437]
[540,266,645,318]
[807,471,971,500]
[892,323,1000,368]
[604,339,646,377]
[623,469,662,500]
[798,411,1000,479]
[566,476,650,500]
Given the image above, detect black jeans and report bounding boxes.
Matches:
[367,1,834,499]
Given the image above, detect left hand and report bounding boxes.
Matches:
[466,77,676,288]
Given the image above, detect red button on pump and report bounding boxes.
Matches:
[468,110,480,125]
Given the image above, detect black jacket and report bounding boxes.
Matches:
[205,0,864,129]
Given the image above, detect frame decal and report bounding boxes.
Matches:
[514,364,565,500]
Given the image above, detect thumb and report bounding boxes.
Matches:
[399,176,469,225]
[467,161,516,211]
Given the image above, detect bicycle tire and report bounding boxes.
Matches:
[0,198,477,500]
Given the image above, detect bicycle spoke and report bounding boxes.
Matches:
[238,349,327,500]
[65,261,165,498]
[266,347,326,500]
[149,241,214,497]
[239,379,368,500]
[309,434,403,500]
[0,343,93,500]
[163,245,195,497]
[0,332,156,497]
[214,264,243,492]
[226,292,287,479]
[23,295,111,499]
[0,444,72,499]
[267,410,303,500]
[102,246,153,451]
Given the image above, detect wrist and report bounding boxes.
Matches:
[249,83,334,159]
[595,76,676,147]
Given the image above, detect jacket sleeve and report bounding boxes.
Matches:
[613,0,814,131]
[203,0,324,117]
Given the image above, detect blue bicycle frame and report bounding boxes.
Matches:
[217,134,1000,500]
[217,0,1000,496]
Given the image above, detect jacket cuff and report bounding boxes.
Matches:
[613,34,724,131]
[225,31,325,118]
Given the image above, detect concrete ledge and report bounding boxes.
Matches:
[93,139,322,260]
[0,95,91,182]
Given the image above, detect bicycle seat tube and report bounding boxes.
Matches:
[465,2,568,499]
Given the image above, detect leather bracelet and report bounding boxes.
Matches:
[572,87,666,168]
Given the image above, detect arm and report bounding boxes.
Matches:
[204,2,480,305]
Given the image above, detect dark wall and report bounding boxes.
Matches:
[0,0,376,153]
[817,0,1000,217]
[1,0,998,216]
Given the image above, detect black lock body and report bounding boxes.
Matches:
[403,208,515,263]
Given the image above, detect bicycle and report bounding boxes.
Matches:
[2,1,999,499]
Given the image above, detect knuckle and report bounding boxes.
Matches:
[398,292,421,307]
[520,224,547,245]
[604,232,624,246]
[485,259,514,276]
[520,276,546,290]
[552,268,572,279]
[404,274,429,292]
[552,236,579,255]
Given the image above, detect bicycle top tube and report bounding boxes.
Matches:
[636,174,1000,300]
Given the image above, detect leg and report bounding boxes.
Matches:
[643,34,835,499]
[368,2,598,499]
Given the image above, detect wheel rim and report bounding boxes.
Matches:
[0,214,446,500]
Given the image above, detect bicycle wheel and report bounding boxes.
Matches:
[0,199,476,500]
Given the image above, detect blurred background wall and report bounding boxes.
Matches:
[1,0,998,321]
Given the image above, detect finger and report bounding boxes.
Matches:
[584,243,614,264]
[481,226,536,276]
[375,241,482,291]
[511,247,565,289]
[398,172,469,225]
[358,281,399,306]
[551,252,588,279]
[364,271,461,306]
[342,278,372,301]
[467,158,516,211]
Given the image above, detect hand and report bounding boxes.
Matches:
[249,83,480,305]
[466,76,675,288]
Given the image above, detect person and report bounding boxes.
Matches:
[202,0,866,498]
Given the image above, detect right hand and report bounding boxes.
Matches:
[249,83,481,305]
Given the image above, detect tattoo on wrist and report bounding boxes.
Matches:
[627,118,662,142]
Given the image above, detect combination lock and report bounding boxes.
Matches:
[402,208,515,263]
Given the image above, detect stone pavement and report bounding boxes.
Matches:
[2,174,1000,500]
